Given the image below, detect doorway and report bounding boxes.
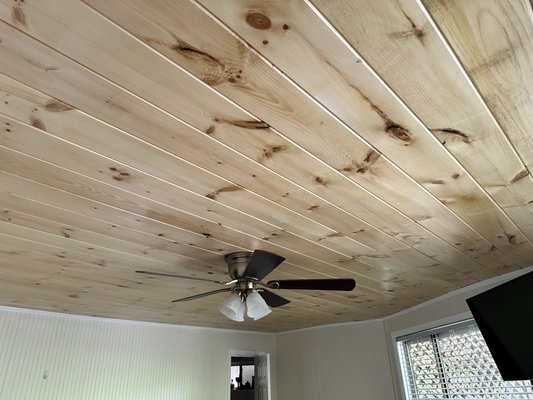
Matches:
[229,351,270,400]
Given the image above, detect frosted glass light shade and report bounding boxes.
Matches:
[246,291,271,320]
[219,293,245,321]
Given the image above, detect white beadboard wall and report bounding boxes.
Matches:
[0,307,275,400]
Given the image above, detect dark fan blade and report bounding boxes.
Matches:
[172,288,232,303]
[267,279,356,291]
[259,289,290,307]
[243,250,285,281]
[136,270,225,284]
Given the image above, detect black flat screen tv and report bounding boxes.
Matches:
[466,270,533,381]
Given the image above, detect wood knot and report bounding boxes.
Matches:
[385,122,411,142]
[262,145,286,159]
[432,128,472,144]
[314,176,328,187]
[30,116,46,131]
[206,185,242,200]
[60,228,73,238]
[44,100,74,112]
[353,149,381,174]
[363,149,380,164]
[215,118,269,130]
[109,167,130,182]
[506,233,517,245]
[246,12,271,30]
[11,5,27,27]
[510,168,529,184]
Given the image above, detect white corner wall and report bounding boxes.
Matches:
[0,306,275,400]
[384,267,533,400]
[274,267,533,400]
[275,320,395,400]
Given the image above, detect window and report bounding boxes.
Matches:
[397,320,533,399]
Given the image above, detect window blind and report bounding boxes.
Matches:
[397,320,533,399]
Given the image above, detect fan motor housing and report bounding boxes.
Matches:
[224,251,252,279]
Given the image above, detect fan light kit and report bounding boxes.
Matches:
[136,250,356,322]
[219,291,271,321]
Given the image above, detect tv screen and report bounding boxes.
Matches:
[466,271,533,381]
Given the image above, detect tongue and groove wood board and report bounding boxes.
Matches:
[0,0,531,332]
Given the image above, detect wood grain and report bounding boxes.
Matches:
[421,0,533,235]
[310,0,533,259]
[0,4,486,275]
[0,0,529,331]
[0,0,500,270]
[80,0,530,267]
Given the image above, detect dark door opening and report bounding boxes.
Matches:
[229,352,269,400]
[231,357,255,400]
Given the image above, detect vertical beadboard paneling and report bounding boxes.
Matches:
[0,307,275,400]
[0,310,20,399]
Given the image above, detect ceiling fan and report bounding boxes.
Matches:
[136,250,356,321]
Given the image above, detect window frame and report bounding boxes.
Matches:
[391,316,472,400]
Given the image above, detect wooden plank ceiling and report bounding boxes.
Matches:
[0,0,531,332]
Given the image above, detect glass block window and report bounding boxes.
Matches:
[397,320,533,399]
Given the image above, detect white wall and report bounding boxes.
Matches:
[275,320,395,400]
[0,306,275,400]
